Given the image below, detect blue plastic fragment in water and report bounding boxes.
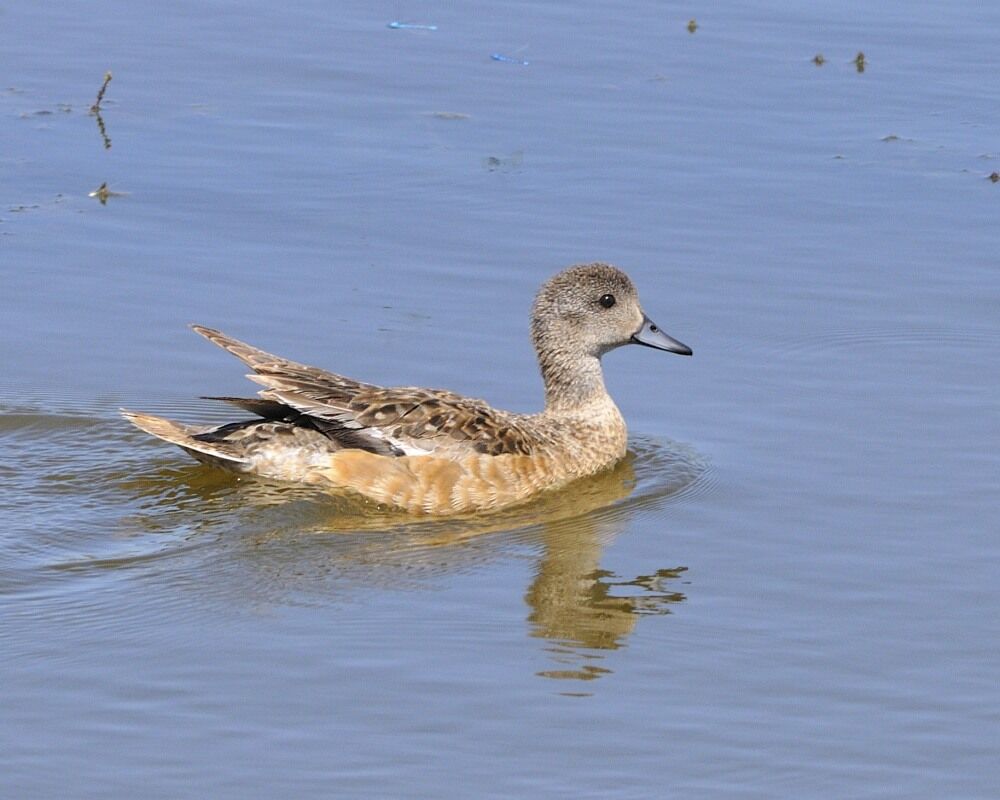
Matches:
[491,53,530,65]
[387,21,438,31]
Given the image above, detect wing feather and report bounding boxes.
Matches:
[192,325,536,456]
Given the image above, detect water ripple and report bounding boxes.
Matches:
[768,324,1000,358]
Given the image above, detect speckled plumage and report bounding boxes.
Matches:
[122,263,691,514]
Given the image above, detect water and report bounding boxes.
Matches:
[2,1,998,797]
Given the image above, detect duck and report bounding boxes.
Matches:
[122,262,692,515]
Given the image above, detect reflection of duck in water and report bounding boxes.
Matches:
[119,443,694,687]
[523,457,688,683]
[123,263,691,515]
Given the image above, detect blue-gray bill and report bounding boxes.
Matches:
[631,315,692,356]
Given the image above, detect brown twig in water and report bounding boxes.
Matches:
[90,71,112,113]
[88,71,113,148]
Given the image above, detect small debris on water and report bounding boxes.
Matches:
[427,111,470,120]
[482,151,524,172]
[387,21,438,31]
[89,182,129,205]
[812,54,825,66]
[687,19,698,34]
[853,52,866,73]
[491,53,529,65]
[881,134,900,142]
[90,183,111,204]
[990,172,999,183]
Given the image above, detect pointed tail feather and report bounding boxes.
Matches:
[120,409,247,463]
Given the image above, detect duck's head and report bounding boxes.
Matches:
[531,262,692,361]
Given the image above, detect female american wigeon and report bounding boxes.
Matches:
[123,263,691,515]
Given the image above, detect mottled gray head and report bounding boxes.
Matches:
[531,262,691,359]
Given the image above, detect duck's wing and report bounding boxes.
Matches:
[192,326,537,457]
[192,325,380,395]
[341,386,535,456]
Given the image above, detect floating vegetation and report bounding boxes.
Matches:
[854,51,866,73]
[812,53,826,66]
[687,19,698,34]
[88,182,128,205]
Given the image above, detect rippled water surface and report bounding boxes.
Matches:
[3,1,998,797]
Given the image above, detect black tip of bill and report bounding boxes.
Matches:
[631,315,692,356]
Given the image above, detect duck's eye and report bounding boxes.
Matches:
[598,294,616,309]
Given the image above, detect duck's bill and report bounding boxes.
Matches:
[631,315,692,356]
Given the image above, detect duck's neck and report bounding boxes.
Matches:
[538,349,612,413]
